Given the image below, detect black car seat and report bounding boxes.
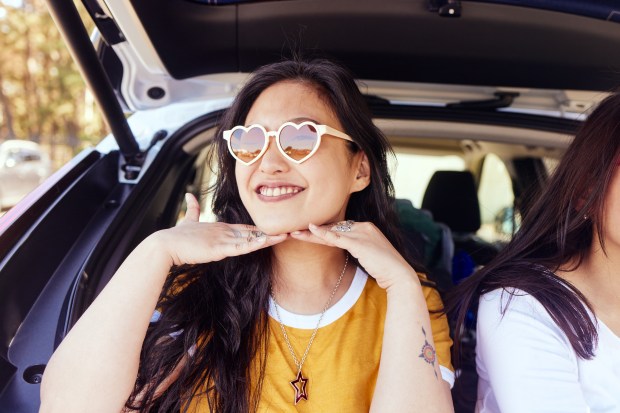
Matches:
[421,171,500,283]
[422,171,499,413]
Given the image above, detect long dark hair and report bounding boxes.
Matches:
[448,91,620,368]
[125,58,422,412]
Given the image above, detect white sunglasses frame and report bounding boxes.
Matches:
[222,121,354,165]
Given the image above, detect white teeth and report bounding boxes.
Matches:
[259,186,301,197]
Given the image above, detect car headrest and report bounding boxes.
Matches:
[421,171,481,233]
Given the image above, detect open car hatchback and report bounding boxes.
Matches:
[1,1,620,412]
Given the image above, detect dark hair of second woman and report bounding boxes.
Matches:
[448,91,620,368]
[125,59,423,412]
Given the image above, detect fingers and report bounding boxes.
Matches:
[289,228,334,246]
[183,193,200,223]
[227,223,263,232]
[227,233,288,256]
[223,225,275,242]
[218,223,287,257]
[289,222,357,248]
[308,223,342,244]
[291,220,376,248]
[164,219,288,265]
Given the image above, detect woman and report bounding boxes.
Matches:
[40,59,454,412]
[450,92,620,412]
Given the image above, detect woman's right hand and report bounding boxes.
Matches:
[151,193,287,266]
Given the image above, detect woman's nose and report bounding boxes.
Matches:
[259,137,289,174]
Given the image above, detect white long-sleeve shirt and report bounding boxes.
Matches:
[476,288,620,413]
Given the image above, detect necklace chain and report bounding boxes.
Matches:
[271,254,349,373]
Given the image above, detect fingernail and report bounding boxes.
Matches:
[292,231,301,235]
[309,223,317,229]
[185,193,191,205]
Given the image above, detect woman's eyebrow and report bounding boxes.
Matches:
[288,117,320,124]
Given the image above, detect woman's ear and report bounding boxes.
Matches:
[350,152,371,193]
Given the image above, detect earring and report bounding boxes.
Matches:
[583,214,589,220]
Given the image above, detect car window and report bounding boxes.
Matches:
[391,152,465,207]
[177,148,219,225]
[477,153,516,243]
[200,163,219,223]
[543,156,560,175]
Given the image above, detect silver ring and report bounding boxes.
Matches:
[332,220,354,232]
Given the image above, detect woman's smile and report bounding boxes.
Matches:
[256,183,305,201]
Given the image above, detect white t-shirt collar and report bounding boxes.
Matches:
[267,266,368,329]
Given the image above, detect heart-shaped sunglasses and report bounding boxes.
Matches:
[223,121,354,165]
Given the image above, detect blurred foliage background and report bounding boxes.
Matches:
[0,0,107,169]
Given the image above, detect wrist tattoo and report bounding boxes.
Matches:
[419,326,438,379]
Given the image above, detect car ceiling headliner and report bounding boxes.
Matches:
[124,0,620,91]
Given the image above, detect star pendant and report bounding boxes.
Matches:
[290,370,309,405]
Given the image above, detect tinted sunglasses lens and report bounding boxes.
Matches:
[229,127,265,164]
[279,124,319,161]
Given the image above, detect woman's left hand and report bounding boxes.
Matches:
[289,221,420,291]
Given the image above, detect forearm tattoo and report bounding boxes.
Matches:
[418,326,438,379]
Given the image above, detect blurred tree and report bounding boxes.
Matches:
[0,0,108,168]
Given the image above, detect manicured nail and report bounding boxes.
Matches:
[185,193,191,205]
[292,231,301,235]
[309,223,317,229]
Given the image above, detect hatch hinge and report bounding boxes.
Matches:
[120,129,168,181]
